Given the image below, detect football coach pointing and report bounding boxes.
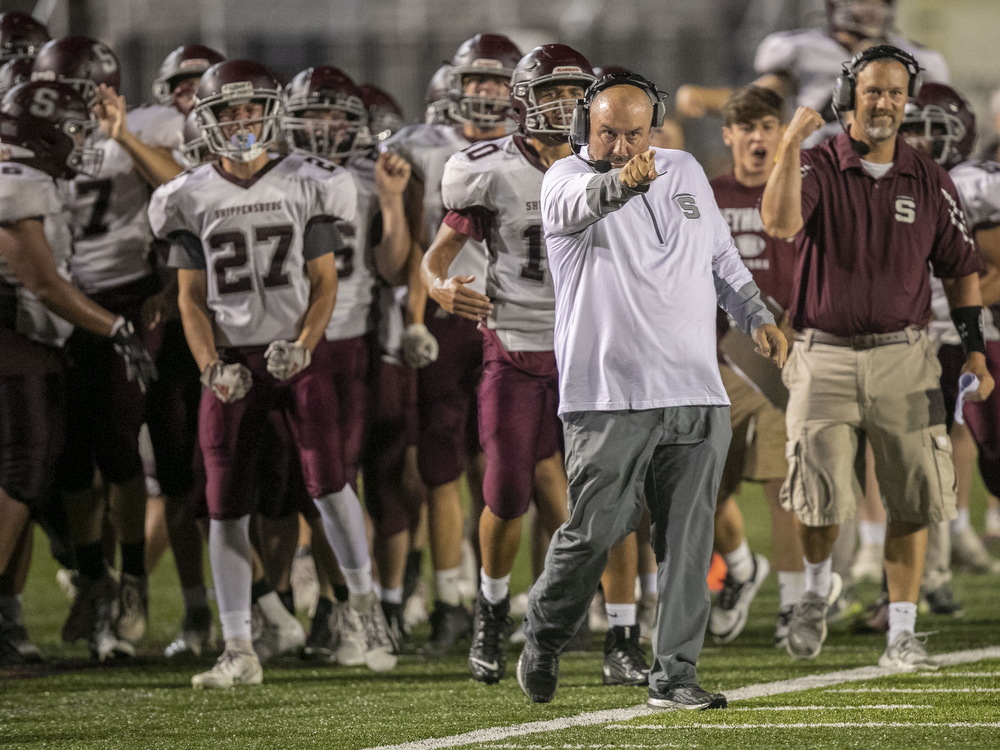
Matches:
[516,73,787,710]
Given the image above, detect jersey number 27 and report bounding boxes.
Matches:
[210,225,293,295]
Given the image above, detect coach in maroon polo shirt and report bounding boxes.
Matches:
[761,45,994,671]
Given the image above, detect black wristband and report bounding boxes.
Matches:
[950,306,987,357]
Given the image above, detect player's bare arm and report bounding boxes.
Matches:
[761,106,824,238]
[675,74,791,119]
[942,272,996,402]
[372,150,412,285]
[298,253,339,352]
[93,83,183,188]
[175,268,219,372]
[421,223,493,322]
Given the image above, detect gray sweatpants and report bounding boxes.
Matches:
[524,405,731,692]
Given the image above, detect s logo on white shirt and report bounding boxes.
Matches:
[675,194,700,219]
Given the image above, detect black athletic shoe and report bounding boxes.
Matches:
[382,601,413,654]
[469,594,510,684]
[302,596,336,661]
[648,683,727,710]
[516,641,559,703]
[0,619,43,666]
[923,585,965,617]
[417,601,472,656]
[602,625,649,686]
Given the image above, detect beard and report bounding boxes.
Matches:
[861,111,898,142]
[605,153,630,166]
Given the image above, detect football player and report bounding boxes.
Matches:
[384,33,522,655]
[149,59,394,688]
[0,11,49,65]
[32,36,179,652]
[0,80,155,664]
[901,85,1000,587]
[708,85,807,646]
[675,1,949,147]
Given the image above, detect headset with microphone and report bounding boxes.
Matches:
[831,44,922,156]
[569,72,667,173]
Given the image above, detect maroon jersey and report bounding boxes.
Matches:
[791,132,978,337]
[710,172,796,311]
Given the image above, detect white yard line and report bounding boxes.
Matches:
[829,688,1000,693]
[730,704,929,711]
[360,646,1000,750]
[605,722,1000,730]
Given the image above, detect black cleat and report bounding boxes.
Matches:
[648,683,727,710]
[302,596,336,661]
[602,625,649,686]
[516,640,559,703]
[417,600,472,656]
[468,593,510,684]
[382,601,413,654]
[923,585,964,617]
[0,619,43,666]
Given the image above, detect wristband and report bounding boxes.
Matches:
[950,306,986,357]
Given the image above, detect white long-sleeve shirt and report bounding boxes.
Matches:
[542,147,773,414]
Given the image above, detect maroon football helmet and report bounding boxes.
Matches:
[361,83,404,144]
[449,33,522,127]
[425,64,453,125]
[152,44,226,110]
[592,65,632,78]
[193,59,282,163]
[31,36,120,105]
[283,66,367,160]
[510,45,594,139]
[901,82,976,169]
[179,110,210,168]
[826,0,895,40]
[0,12,49,64]
[0,56,34,97]
[0,80,101,178]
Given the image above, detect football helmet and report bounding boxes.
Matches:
[283,66,367,160]
[31,36,120,105]
[180,110,211,168]
[901,82,976,169]
[592,65,632,78]
[826,0,895,40]
[0,80,101,178]
[361,84,404,143]
[152,45,226,108]
[448,33,522,127]
[0,57,33,97]
[425,64,453,125]
[193,60,282,163]
[0,12,49,64]
[510,44,595,138]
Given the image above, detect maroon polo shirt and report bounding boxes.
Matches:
[790,132,979,336]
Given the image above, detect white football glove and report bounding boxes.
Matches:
[201,360,252,403]
[401,323,439,369]
[264,339,311,381]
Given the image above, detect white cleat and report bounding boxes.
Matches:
[403,579,429,629]
[951,527,1000,574]
[192,647,263,689]
[252,605,306,662]
[850,542,884,583]
[334,600,367,666]
[114,573,148,643]
[352,592,398,672]
[878,631,939,672]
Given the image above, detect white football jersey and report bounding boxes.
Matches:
[383,122,488,294]
[930,160,1000,344]
[442,135,553,351]
[149,152,357,347]
[755,28,949,147]
[0,162,75,347]
[59,104,184,294]
[325,152,379,341]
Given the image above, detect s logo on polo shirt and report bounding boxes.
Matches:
[675,194,700,219]
[895,196,916,224]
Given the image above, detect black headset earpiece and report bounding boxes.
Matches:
[832,44,923,114]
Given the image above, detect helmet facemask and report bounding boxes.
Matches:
[829,0,895,40]
[64,116,103,176]
[283,94,367,162]
[901,102,966,166]
[449,69,512,128]
[516,75,593,138]
[195,83,283,163]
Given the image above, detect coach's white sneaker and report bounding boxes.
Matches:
[785,572,843,660]
[850,542,884,583]
[879,631,939,672]
[334,600,367,666]
[192,644,263,689]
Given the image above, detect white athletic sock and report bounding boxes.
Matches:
[341,559,374,596]
[223,636,254,654]
[639,573,658,597]
[950,507,971,534]
[181,585,208,613]
[0,594,21,624]
[778,571,805,611]
[313,484,371,571]
[435,567,462,606]
[258,591,299,628]
[479,569,510,605]
[381,586,403,605]
[724,540,755,583]
[209,517,252,641]
[858,520,886,546]
[887,601,918,646]
[803,556,833,599]
[605,603,637,628]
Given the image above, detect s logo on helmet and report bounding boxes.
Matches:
[29,87,58,118]
[895,196,916,224]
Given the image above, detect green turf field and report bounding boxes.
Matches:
[3,481,999,750]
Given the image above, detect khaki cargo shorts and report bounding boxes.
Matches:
[718,363,788,500]
[780,329,957,527]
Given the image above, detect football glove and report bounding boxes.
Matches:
[110,317,158,394]
[200,360,253,403]
[401,323,439,369]
[264,340,311,381]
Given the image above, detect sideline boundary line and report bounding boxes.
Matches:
[361,646,1000,750]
